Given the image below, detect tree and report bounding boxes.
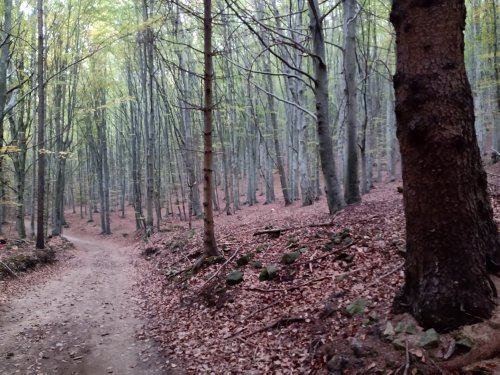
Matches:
[308,0,344,214]
[343,0,361,204]
[0,0,12,233]
[202,0,219,258]
[390,0,500,330]
[36,0,46,249]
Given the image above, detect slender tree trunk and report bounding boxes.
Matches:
[491,0,500,154]
[343,0,361,204]
[202,0,219,257]
[308,0,343,214]
[36,0,45,249]
[0,0,12,234]
[390,0,500,330]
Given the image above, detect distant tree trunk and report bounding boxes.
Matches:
[36,0,45,249]
[308,0,343,214]
[390,0,500,330]
[127,64,143,230]
[202,0,219,257]
[0,0,12,234]
[491,0,500,154]
[386,87,397,181]
[343,0,361,204]
[142,0,154,235]
[257,0,291,206]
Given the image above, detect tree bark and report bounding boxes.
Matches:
[390,0,500,330]
[203,0,219,257]
[36,0,45,249]
[343,0,361,204]
[308,0,343,214]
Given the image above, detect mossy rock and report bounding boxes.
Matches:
[331,229,352,246]
[323,242,335,251]
[255,244,268,253]
[236,254,252,267]
[419,328,440,348]
[226,270,244,285]
[259,265,277,281]
[281,251,300,265]
[251,260,263,269]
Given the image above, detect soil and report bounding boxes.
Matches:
[0,214,171,375]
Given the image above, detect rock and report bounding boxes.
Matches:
[419,328,440,348]
[383,321,395,338]
[251,260,263,269]
[395,322,416,335]
[346,298,369,316]
[392,338,406,350]
[323,242,335,251]
[350,337,372,358]
[281,251,300,265]
[226,270,243,285]
[236,254,252,267]
[327,353,350,373]
[456,335,473,350]
[259,265,277,281]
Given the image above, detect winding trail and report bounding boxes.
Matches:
[0,233,167,375]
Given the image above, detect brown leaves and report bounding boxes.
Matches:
[134,182,411,372]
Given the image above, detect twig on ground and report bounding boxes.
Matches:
[0,260,18,277]
[403,339,410,375]
[366,262,404,287]
[246,275,331,293]
[244,301,280,321]
[200,248,241,289]
[253,222,335,236]
[293,241,357,267]
[242,316,307,339]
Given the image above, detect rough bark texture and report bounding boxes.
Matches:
[391,0,500,331]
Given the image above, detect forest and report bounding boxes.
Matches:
[1,0,500,373]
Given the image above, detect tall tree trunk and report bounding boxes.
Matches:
[36,0,46,249]
[142,0,154,235]
[0,0,12,234]
[308,0,343,214]
[202,0,219,257]
[491,0,500,154]
[343,0,361,204]
[390,0,500,330]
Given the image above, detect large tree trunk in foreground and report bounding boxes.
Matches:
[391,0,500,331]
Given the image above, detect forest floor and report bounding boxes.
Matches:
[1,174,500,374]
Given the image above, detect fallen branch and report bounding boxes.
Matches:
[253,222,335,236]
[242,316,307,339]
[0,260,18,277]
[244,301,280,321]
[293,241,357,267]
[200,248,241,289]
[246,276,331,294]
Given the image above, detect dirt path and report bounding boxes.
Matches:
[0,234,168,375]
